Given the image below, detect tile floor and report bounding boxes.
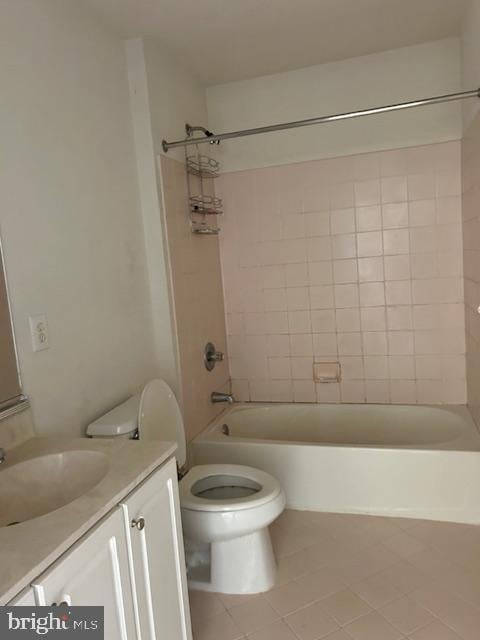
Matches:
[189,510,480,640]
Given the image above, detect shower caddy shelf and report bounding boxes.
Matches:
[189,194,223,216]
[186,154,220,179]
[186,147,222,235]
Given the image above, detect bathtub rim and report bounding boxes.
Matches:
[193,402,480,453]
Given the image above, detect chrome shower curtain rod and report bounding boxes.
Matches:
[162,88,480,152]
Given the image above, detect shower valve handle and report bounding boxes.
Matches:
[204,342,224,371]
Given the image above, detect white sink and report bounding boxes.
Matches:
[0,450,109,527]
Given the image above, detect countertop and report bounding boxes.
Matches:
[0,437,177,603]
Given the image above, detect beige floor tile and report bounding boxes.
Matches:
[193,611,244,640]
[247,619,297,640]
[344,611,403,640]
[306,511,345,525]
[382,531,426,558]
[319,589,373,625]
[276,547,320,585]
[272,522,326,557]
[376,560,429,594]
[379,596,434,635]
[322,632,354,640]
[388,517,424,531]
[407,520,474,547]
[407,547,456,578]
[189,512,480,640]
[350,571,403,608]
[359,517,402,542]
[271,512,325,550]
[332,543,399,585]
[411,584,480,640]
[321,525,377,549]
[307,538,360,568]
[217,592,259,609]
[285,601,340,640]
[227,597,279,635]
[264,580,316,615]
[189,590,226,626]
[295,567,346,601]
[408,620,462,640]
[440,564,480,606]
[274,509,313,532]
[325,513,377,532]
[270,528,302,557]
[305,514,374,548]
[442,535,480,571]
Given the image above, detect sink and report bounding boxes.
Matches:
[0,450,109,527]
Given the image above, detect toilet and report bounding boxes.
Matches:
[87,379,285,594]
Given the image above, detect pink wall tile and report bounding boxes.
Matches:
[356,205,382,231]
[219,140,466,406]
[293,380,316,402]
[365,380,390,403]
[361,307,387,331]
[311,310,337,333]
[381,176,408,203]
[290,334,314,356]
[358,257,384,282]
[354,180,381,206]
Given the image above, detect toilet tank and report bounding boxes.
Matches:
[86,394,141,439]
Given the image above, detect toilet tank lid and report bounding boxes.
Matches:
[86,394,141,437]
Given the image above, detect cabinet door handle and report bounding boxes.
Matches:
[131,517,145,531]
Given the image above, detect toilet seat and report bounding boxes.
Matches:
[180,464,282,512]
[138,379,187,467]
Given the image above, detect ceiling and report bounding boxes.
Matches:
[87,0,467,85]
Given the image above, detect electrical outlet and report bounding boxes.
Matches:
[29,314,49,352]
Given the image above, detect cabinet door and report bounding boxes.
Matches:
[9,588,36,605]
[32,508,136,640]
[121,459,192,640]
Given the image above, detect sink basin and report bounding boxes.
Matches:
[0,450,109,527]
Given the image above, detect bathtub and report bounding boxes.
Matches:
[191,403,480,524]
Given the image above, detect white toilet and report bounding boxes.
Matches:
[87,379,285,594]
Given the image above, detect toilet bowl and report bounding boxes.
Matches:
[87,379,285,594]
[180,463,285,593]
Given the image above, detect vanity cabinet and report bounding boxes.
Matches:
[9,587,36,605]
[31,508,136,640]
[120,458,192,640]
[8,456,192,640]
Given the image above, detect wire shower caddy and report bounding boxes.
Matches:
[185,147,222,235]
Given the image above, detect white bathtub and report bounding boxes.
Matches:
[191,403,480,524]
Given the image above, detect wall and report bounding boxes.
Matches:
[126,38,180,395]
[0,1,157,436]
[0,410,35,451]
[127,37,213,398]
[142,39,209,163]
[461,1,480,427]
[207,39,462,172]
[127,38,229,440]
[160,156,230,440]
[462,113,480,424]
[461,0,480,129]
[218,142,466,404]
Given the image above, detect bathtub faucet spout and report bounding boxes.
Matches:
[211,392,235,404]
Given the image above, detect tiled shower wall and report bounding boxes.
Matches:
[462,113,480,426]
[160,156,230,440]
[217,142,466,404]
